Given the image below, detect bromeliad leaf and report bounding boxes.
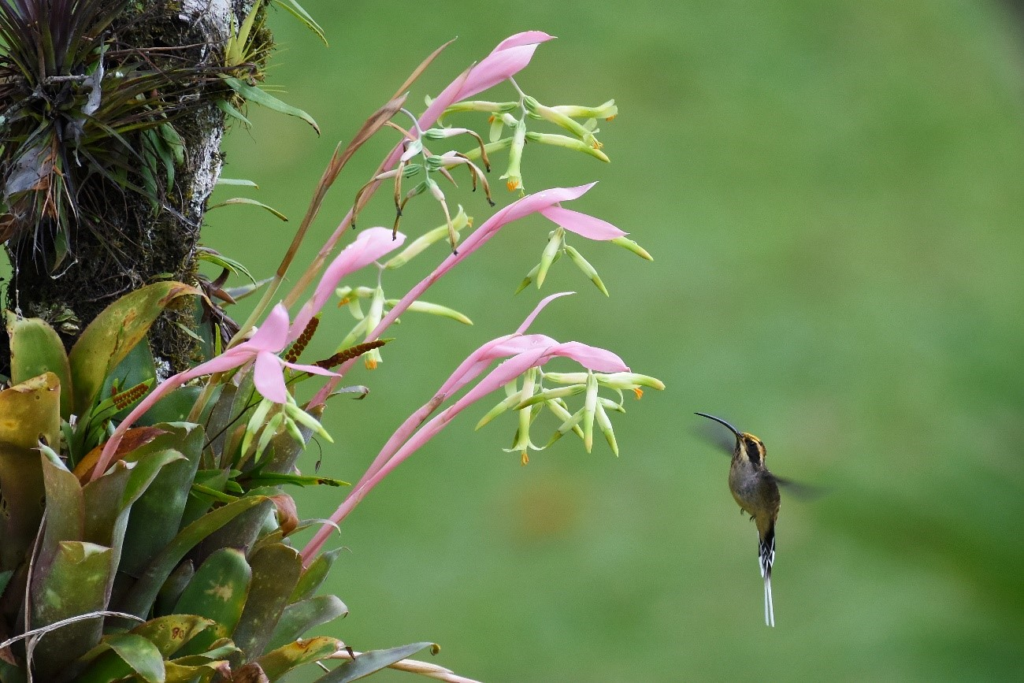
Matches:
[315,642,439,683]
[222,76,320,134]
[197,246,258,284]
[273,0,327,45]
[68,282,202,415]
[5,313,73,419]
[208,196,288,221]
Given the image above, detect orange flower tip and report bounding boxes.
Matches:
[633,388,644,400]
[592,140,604,150]
[337,297,351,308]
[605,115,616,121]
[506,179,520,192]
[488,114,497,123]
[521,452,530,466]
[365,358,378,370]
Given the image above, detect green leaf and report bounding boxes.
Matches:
[290,547,344,603]
[231,543,303,659]
[120,424,205,577]
[37,449,85,575]
[257,636,344,679]
[154,560,194,617]
[222,76,320,134]
[130,614,217,658]
[173,548,252,657]
[208,196,288,221]
[197,247,257,284]
[216,177,259,188]
[137,385,204,426]
[0,371,61,449]
[216,96,253,126]
[266,595,348,652]
[68,282,202,415]
[105,633,165,683]
[29,542,113,681]
[5,313,73,419]
[119,495,269,618]
[273,0,328,45]
[0,374,60,573]
[315,642,437,683]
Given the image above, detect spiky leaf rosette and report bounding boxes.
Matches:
[0,0,233,271]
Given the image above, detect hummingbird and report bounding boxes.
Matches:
[695,412,782,627]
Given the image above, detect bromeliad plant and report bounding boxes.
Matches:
[0,28,663,682]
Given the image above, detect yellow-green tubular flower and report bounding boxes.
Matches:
[536,228,564,288]
[549,99,618,121]
[582,371,599,452]
[385,207,470,269]
[254,411,286,462]
[284,399,334,443]
[564,244,609,296]
[525,132,610,162]
[524,95,603,149]
[595,401,619,456]
[462,137,512,162]
[500,119,527,192]
[442,100,519,115]
[610,236,653,261]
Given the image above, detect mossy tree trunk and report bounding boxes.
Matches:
[0,0,252,377]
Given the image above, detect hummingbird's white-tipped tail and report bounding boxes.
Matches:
[764,574,775,627]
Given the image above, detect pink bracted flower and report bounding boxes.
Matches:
[194,303,337,403]
[290,227,406,340]
[90,304,334,480]
[300,293,630,562]
[421,31,556,127]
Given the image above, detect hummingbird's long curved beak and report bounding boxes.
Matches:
[694,412,741,438]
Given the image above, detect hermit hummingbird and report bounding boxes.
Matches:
[695,412,789,627]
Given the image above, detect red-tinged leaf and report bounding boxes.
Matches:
[74,427,169,484]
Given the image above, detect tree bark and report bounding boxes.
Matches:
[1,0,249,377]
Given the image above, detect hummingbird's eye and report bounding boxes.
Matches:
[744,436,762,463]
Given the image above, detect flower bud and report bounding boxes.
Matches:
[500,119,527,192]
[564,245,609,296]
[536,228,564,288]
[385,207,470,269]
[525,132,610,162]
[443,100,518,115]
[610,236,653,261]
[524,95,601,149]
[549,99,618,121]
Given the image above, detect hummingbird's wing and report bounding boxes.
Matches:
[771,474,827,501]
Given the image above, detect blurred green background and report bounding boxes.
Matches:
[204,1,1024,680]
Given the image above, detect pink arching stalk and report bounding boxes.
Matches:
[281,32,554,311]
[300,295,628,563]
[307,184,607,408]
[346,292,571,494]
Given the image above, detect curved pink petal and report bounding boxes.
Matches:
[282,360,340,377]
[249,304,291,353]
[292,228,406,340]
[185,348,254,378]
[253,351,288,403]
[500,183,596,226]
[457,346,553,408]
[517,291,575,333]
[443,333,559,396]
[540,206,627,241]
[549,341,630,373]
[422,32,555,125]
